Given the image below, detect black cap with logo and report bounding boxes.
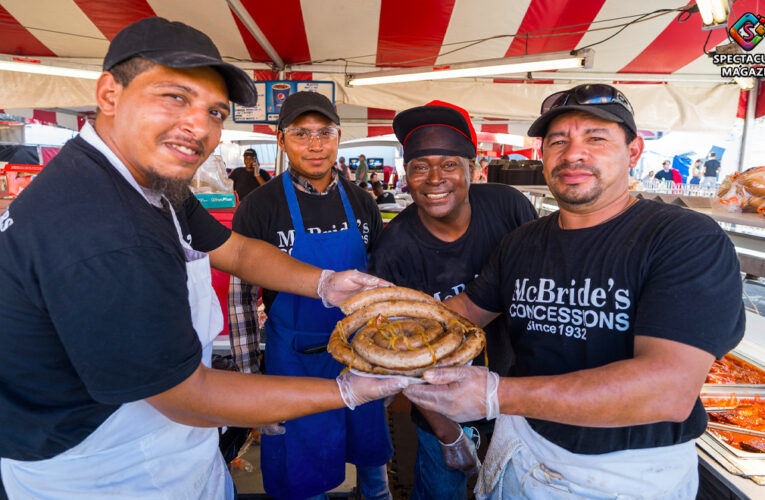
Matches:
[103,17,257,106]
[277,92,340,130]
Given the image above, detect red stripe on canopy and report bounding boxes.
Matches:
[376,0,456,67]
[367,107,394,137]
[505,0,606,57]
[619,2,730,74]
[73,0,156,40]
[238,0,312,64]
[231,7,272,62]
[0,5,55,56]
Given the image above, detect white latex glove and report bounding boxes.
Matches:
[257,423,286,436]
[336,371,411,410]
[403,365,500,423]
[440,427,480,476]
[317,269,392,308]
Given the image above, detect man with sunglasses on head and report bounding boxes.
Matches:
[404,84,745,499]
[229,91,391,500]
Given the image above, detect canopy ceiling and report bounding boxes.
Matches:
[0,0,762,138]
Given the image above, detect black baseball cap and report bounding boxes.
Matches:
[527,84,636,138]
[243,148,257,158]
[393,100,477,162]
[103,17,257,106]
[277,91,340,129]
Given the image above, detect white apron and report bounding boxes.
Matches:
[475,415,698,500]
[1,151,232,499]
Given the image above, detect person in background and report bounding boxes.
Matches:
[228,91,392,500]
[653,160,673,182]
[471,160,486,183]
[372,180,395,205]
[0,18,406,500]
[691,159,703,178]
[383,164,398,188]
[370,172,379,184]
[338,156,352,180]
[702,152,721,188]
[228,148,271,201]
[369,100,537,500]
[404,84,744,499]
[356,153,370,184]
[689,169,703,186]
[479,158,489,180]
[642,170,654,181]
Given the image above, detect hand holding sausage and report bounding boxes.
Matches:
[404,365,500,422]
[317,270,392,308]
[335,370,411,410]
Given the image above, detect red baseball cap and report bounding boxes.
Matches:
[393,100,477,162]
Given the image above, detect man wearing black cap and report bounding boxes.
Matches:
[0,18,408,499]
[229,91,391,500]
[404,84,745,498]
[228,148,271,201]
[369,100,536,500]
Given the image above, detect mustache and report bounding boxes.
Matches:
[159,133,206,156]
[550,162,598,178]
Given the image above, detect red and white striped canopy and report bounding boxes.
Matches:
[0,0,762,138]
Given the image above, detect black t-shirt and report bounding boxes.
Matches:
[368,183,537,432]
[376,192,396,204]
[229,167,271,201]
[653,169,673,182]
[704,159,721,177]
[466,199,745,454]
[0,136,231,461]
[233,172,383,312]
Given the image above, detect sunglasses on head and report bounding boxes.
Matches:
[541,84,634,115]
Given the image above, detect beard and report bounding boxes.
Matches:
[548,162,603,205]
[145,169,193,207]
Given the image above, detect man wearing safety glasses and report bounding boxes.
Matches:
[229,91,391,500]
[404,84,745,498]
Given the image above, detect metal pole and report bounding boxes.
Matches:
[226,0,284,70]
[738,79,759,173]
[274,70,288,176]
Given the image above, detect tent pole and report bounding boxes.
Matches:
[738,79,759,173]
[226,0,284,70]
[274,69,287,176]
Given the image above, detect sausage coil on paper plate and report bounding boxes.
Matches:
[328,286,486,377]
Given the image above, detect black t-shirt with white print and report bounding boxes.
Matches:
[368,183,537,433]
[465,199,745,454]
[0,136,230,461]
[233,172,383,312]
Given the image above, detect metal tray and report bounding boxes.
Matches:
[705,350,765,386]
[700,385,765,460]
[701,429,765,460]
[701,385,765,398]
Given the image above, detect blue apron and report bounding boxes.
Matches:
[261,173,392,500]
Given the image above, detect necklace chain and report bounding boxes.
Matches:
[559,197,637,230]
